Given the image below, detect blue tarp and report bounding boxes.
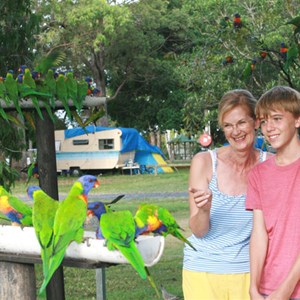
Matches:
[64,126,165,156]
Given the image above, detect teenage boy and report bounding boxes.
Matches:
[246,86,300,299]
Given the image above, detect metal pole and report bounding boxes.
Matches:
[96,268,106,300]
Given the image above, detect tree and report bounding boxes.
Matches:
[0,0,40,74]
[176,0,300,138]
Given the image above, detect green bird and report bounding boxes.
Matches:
[34,51,66,76]
[100,209,161,298]
[286,16,300,35]
[23,68,44,120]
[0,77,9,104]
[0,185,33,226]
[0,104,8,121]
[38,175,100,295]
[0,211,12,222]
[65,72,79,110]
[4,72,23,118]
[44,69,57,108]
[27,186,59,279]
[56,73,72,119]
[134,203,196,251]
[77,79,88,111]
[284,43,299,70]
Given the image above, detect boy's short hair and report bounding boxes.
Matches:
[218,89,257,126]
[256,86,300,118]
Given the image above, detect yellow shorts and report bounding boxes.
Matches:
[182,269,250,300]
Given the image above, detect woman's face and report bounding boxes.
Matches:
[222,106,256,151]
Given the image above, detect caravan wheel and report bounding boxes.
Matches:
[70,167,82,177]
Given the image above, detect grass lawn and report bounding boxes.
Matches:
[9,169,191,300]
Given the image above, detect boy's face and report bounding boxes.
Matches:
[259,109,300,150]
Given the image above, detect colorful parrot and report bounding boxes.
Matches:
[222,56,234,66]
[38,175,100,295]
[56,73,72,119]
[219,16,231,29]
[0,211,11,222]
[0,185,33,226]
[44,69,57,108]
[280,42,288,61]
[4,72,23,118]
[233,13,242,29]
[27,186,59,279]
[134,203,196,251]
[65,72,79,110]
[285,15,300,35]
[87,195,125,238]
[100,209,160,298]
[0,78,8,120]
[241,60,255,81]
[87,201,109,239]
[77,79,89,105]
[0,77,8,103]
[260,51,268,60]
[34,51,66,76]
[284,43,299,70]
[23,68,44,120]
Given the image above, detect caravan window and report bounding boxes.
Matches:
[98,139,114,150]
[73,139,89,145]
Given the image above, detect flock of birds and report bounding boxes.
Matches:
[0,52,102,124]
[0,175,195,299]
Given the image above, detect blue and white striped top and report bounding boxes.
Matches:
[183,148,266,274]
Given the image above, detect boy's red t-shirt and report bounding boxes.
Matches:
[246,156,300,298]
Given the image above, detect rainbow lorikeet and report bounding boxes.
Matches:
[38,175,100,295]
[0,185,32,226]
[27,186,59,279]
[100,209,160,298]
[134,203,196,251]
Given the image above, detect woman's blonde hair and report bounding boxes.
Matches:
[256,86,300,118]
[218,89,257,126]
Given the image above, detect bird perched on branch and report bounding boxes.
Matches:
[280,42,288,61]
[4,72,23,118]
[38,175,100,295]
[27,186,58,279]
[0,185,32,226]
[233,13,242,29]
[100,209,161,298]
[285,15,300,35]
[134,203,197,251]
[87,195,125,238]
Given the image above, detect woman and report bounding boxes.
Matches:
[182,89,269,299]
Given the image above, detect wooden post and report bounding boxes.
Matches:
[36,110,65,300]
[0,262,36,299]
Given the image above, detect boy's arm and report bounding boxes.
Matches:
[267,253,300,299]
[249,209,268,300]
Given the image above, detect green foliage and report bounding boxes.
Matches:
[0,1,40,74]
[4,0,300,145]
[0,161,20,192]
[174,0,300,139]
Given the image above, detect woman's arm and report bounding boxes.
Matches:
[188,152,212,237]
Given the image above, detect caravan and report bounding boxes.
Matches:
[55,126,173,175]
